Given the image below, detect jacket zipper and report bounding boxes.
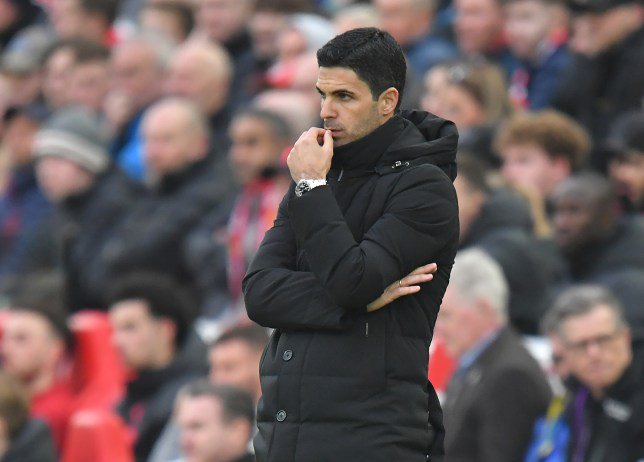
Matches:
[365,321,369,338]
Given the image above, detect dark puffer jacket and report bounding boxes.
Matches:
[244,111,459,462]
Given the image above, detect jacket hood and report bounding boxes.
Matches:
[383,110,459,181]
[330,110,458,181]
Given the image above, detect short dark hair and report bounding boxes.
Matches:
[106,272,195,347]
[73,39,110,64]
[455,153,492,194]
[232,108,293,141]
[317,27,406,109]
[211,323,270,352]
[176,379,255,426]
[8,273,74,352]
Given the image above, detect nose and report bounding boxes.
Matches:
[320,97,335,120]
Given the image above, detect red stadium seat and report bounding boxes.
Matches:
[69,311,128,411]
[428,338,457,395]
[62,409,133,462]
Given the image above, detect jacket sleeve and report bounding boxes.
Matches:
[288,165,459,310]
[243,190,350,331]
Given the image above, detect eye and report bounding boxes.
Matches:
[338,93,351,100]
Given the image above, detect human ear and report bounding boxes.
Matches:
[378,87,399,116]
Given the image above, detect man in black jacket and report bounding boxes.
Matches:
[243,28,459,461]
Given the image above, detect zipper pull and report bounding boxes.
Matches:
[365,321,369,337]
[338,168,344,181]
[391,161,410,170]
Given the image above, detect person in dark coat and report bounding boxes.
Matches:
[455,155,563,334]
[243,28,460,462]
[545,285,644,462]
[552,172,644,283]
[33,105,142,312]
[107,273,201,462]
[552,0,644,165]
[101,97,235,299]
[436,248,551,462]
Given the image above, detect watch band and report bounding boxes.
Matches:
[295,179,327,197]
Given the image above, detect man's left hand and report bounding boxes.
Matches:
[287,128,333,182]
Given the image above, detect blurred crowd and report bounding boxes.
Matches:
[0,0,642,461]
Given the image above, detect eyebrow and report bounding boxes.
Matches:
[316,87,356,97]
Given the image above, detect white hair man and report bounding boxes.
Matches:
[436,247,551,462]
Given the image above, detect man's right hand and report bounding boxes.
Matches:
[366,263,437,313]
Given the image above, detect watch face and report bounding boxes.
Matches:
[295,180,310,197]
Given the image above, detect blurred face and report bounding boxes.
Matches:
[1,72,41,107]
[142,105,207,176]
[49,0,86,39]
[35,156,94,202]
[504,0,552,59]
[317,66,387,147]
[68,60,110,113]
[42,48,76,110]
[197,0,252,43]
[548,332,570,379]
[375,0,431,46]
[0,0,18,32]
[177,395,246,462]
[609,154,644,209]
[109,300,171,370]
[249,11,288,60]
[229,115,284,184]
[209,340,262,401]
[421,66,450,117]
[552,191,599,253]
[455,0,505,54]
[500,143,569,199]
[560,305,631,396]
[165,50,227,116]
[2,115,40,166]
[435,286,487,358]
[441,83,485,130]
[1,311,63,382]
[111,43,163,110]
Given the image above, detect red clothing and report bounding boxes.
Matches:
[31,378,76,452]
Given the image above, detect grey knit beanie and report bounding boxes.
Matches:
[33,106,110,175]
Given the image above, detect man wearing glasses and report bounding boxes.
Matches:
[543,285,644,462]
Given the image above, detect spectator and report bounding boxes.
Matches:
[66,40,110,114]
[374,0,458,79]
[0,372,57,462]
[495,110,590,211]
[195,0,259,106]
[165,40,234,155]
[455,155,561,334]
[0,282,75,452]
[454,0,518,76]
[107,272,200,462]
[0,0,43,51]
[539,286,644,462]
[252,89,320,138]
[101,98,234,298]
[333,3,379,33]
[552,0,644,153]
[33,105,142,312]
[552,172,644,282]
[139,1,195,45]
[0,104,55,284]
[0,27,50,107]
[185,108,291,318]
[41,38,109,112]
[48,0,120,45]
[439,60,513,168]
[109,34,171,180]
[606,111,644,214]
[209,324,270,405]
[504,0,572,109]
[436,248,551,462]
[174,380,255,462]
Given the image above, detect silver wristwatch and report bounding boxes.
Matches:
[295,179,327,197]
